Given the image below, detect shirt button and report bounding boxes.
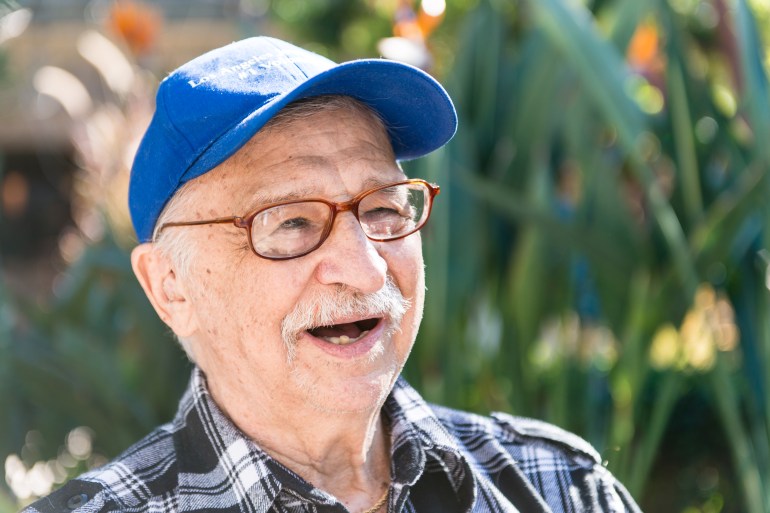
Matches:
[66,493,89,510]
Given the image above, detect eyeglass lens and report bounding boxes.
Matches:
[250,182,430,259]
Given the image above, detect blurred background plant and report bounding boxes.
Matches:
[3,0,770,511]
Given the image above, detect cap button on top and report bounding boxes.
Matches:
[65,493,89,510]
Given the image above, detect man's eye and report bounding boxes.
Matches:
[364,207,405,219]
[278,217,311,230]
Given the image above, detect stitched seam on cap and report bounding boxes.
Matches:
[159,81,197,166]
[264,37,311,80]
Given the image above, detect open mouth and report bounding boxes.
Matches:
[307,317,381,345]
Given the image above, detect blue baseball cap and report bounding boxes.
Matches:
[129,36,457,243]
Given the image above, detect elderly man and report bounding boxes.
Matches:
[26,37,641,513]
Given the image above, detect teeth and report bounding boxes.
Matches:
[323,330,370,345]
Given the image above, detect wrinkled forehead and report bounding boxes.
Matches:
[220,96,395,173]
[167,98,399,213]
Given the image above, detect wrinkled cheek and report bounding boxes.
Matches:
[402,240,425,308]
[186,274,242,347]
[388,240,425,363]
[384,233,423,282]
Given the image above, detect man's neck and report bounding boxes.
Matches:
[205,369,393,511]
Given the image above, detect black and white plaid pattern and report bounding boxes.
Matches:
[25,368,642,513]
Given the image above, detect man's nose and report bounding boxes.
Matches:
[312,212,388,294]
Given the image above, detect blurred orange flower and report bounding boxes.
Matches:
[627,21,662,71]
[108,0,162,57]
[393,0,444,40]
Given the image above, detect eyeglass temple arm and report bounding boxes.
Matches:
[155,216,242,237]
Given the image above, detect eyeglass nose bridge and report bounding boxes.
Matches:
[324,195,367,239]
[330,194,363,216]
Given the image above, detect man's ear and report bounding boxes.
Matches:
[131,243,199,338]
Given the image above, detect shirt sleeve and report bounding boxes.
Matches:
[490,412,643,513]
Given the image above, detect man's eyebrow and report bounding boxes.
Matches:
[243,187,317,209]
[242,173,406,211]
[360,175,405,190]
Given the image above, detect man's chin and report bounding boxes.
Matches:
[292,367,397,416]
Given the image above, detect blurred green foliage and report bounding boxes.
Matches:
[2,235,190,453]
[403,0,770,511]
[0,235,191,508]
[5,0,770,511]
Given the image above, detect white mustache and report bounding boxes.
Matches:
[280,277,410,359]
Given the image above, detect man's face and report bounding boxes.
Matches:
[173,105,425,418]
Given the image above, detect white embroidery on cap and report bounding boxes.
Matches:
[186,52,318,88]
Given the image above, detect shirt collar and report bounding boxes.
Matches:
[173,368,475,513]
[385,377,476,507]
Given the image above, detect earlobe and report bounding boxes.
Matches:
[131,243,199,338]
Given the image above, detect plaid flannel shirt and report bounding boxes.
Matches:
[25,368,642,513]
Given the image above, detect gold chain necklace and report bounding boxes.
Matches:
[360,486,389,513]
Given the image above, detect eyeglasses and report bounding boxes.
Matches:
[156,179,440,260]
